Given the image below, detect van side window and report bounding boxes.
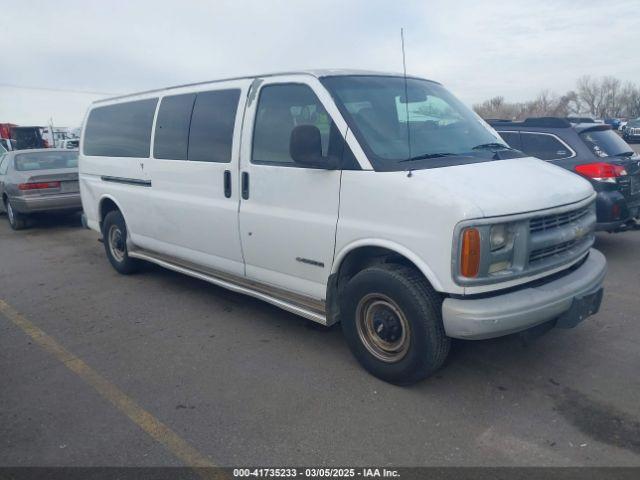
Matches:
[188,89,240,163]
[84,98,158,158]
[252,84,338,166]
[520,133,573,160]
[0,154,8,174]
[154,93,196,160]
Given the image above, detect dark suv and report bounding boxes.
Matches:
[488,117,640,232]
[623,118,640,143]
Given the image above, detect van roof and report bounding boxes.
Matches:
[93,69,440,105]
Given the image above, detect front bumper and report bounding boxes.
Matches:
[594,190,640,231]
[442,249,607,340]
[10,193,82,214]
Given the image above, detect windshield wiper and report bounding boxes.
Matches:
[399,152,457,163]
[472,142,515,151]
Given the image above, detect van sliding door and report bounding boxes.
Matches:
[140,80,251,276]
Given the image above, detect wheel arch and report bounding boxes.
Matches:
[326,239,444,325]
[98,195,126,226]
[97,194,136,239]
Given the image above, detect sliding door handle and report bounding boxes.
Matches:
[241,172,249,200]
[223,170,231,198]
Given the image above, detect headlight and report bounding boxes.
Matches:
[457,222,517,280]
[490,224,508,251]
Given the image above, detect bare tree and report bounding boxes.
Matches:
[557,91,581,116]
[526,90,572,117]
[576,76,625,118]
[475,76,640,121]
[473,96,519,120]
[601,76,623,118]
[621,83,640,119]
[576,75,604,117]
[473,90,579,120]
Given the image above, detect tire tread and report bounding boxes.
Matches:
[102,210,140,274]
[341,262,450,385]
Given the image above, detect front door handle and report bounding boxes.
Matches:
[241,172,249,200]
[223,170,231,198]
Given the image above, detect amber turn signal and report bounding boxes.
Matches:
[460,227,481,278]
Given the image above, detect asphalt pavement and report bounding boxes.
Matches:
[1,209,639,468]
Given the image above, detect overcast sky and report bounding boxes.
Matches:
[1,0,639,126]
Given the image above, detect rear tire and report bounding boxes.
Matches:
[5,199,28,230]
[340,264,450,385]
[102,210,140,274]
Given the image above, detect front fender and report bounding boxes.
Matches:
[332,238,445,292]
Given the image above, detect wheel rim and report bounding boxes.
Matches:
[356,293,411,363]
[108,224,126,262]
[7,202,15,225]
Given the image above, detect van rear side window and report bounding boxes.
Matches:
[154,93,196,160]
[152,89,240,163]
[84,98,158,158]
[188,89,240,163]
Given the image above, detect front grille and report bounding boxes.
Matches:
[527,202,595,267]
[454,200,596,286]
[529,204,592,233]
[526,202,595,269]
[529,239,578,263]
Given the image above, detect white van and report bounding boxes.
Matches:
[79,70,606,384]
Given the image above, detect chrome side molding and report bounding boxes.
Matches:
[128,248,328,325]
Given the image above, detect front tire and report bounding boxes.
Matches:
[102,210,140,274]
[341,264,450,385]
[5,200,28,230]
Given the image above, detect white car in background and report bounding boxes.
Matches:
[58,138,79,149]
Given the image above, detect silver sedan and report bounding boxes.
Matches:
[0,149,81,230]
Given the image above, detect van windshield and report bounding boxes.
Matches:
[321,75,519,170]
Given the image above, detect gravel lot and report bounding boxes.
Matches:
[1,202,639,468]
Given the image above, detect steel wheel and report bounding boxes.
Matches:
[108,224,126,263]
[355,293,411,363]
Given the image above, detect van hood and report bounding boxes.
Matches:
[410,157,594,218]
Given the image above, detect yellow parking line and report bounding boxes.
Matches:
[0,299,225,479]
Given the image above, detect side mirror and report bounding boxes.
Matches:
[290,125,333,169]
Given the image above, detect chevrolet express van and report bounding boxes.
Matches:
[79,70,607,384]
